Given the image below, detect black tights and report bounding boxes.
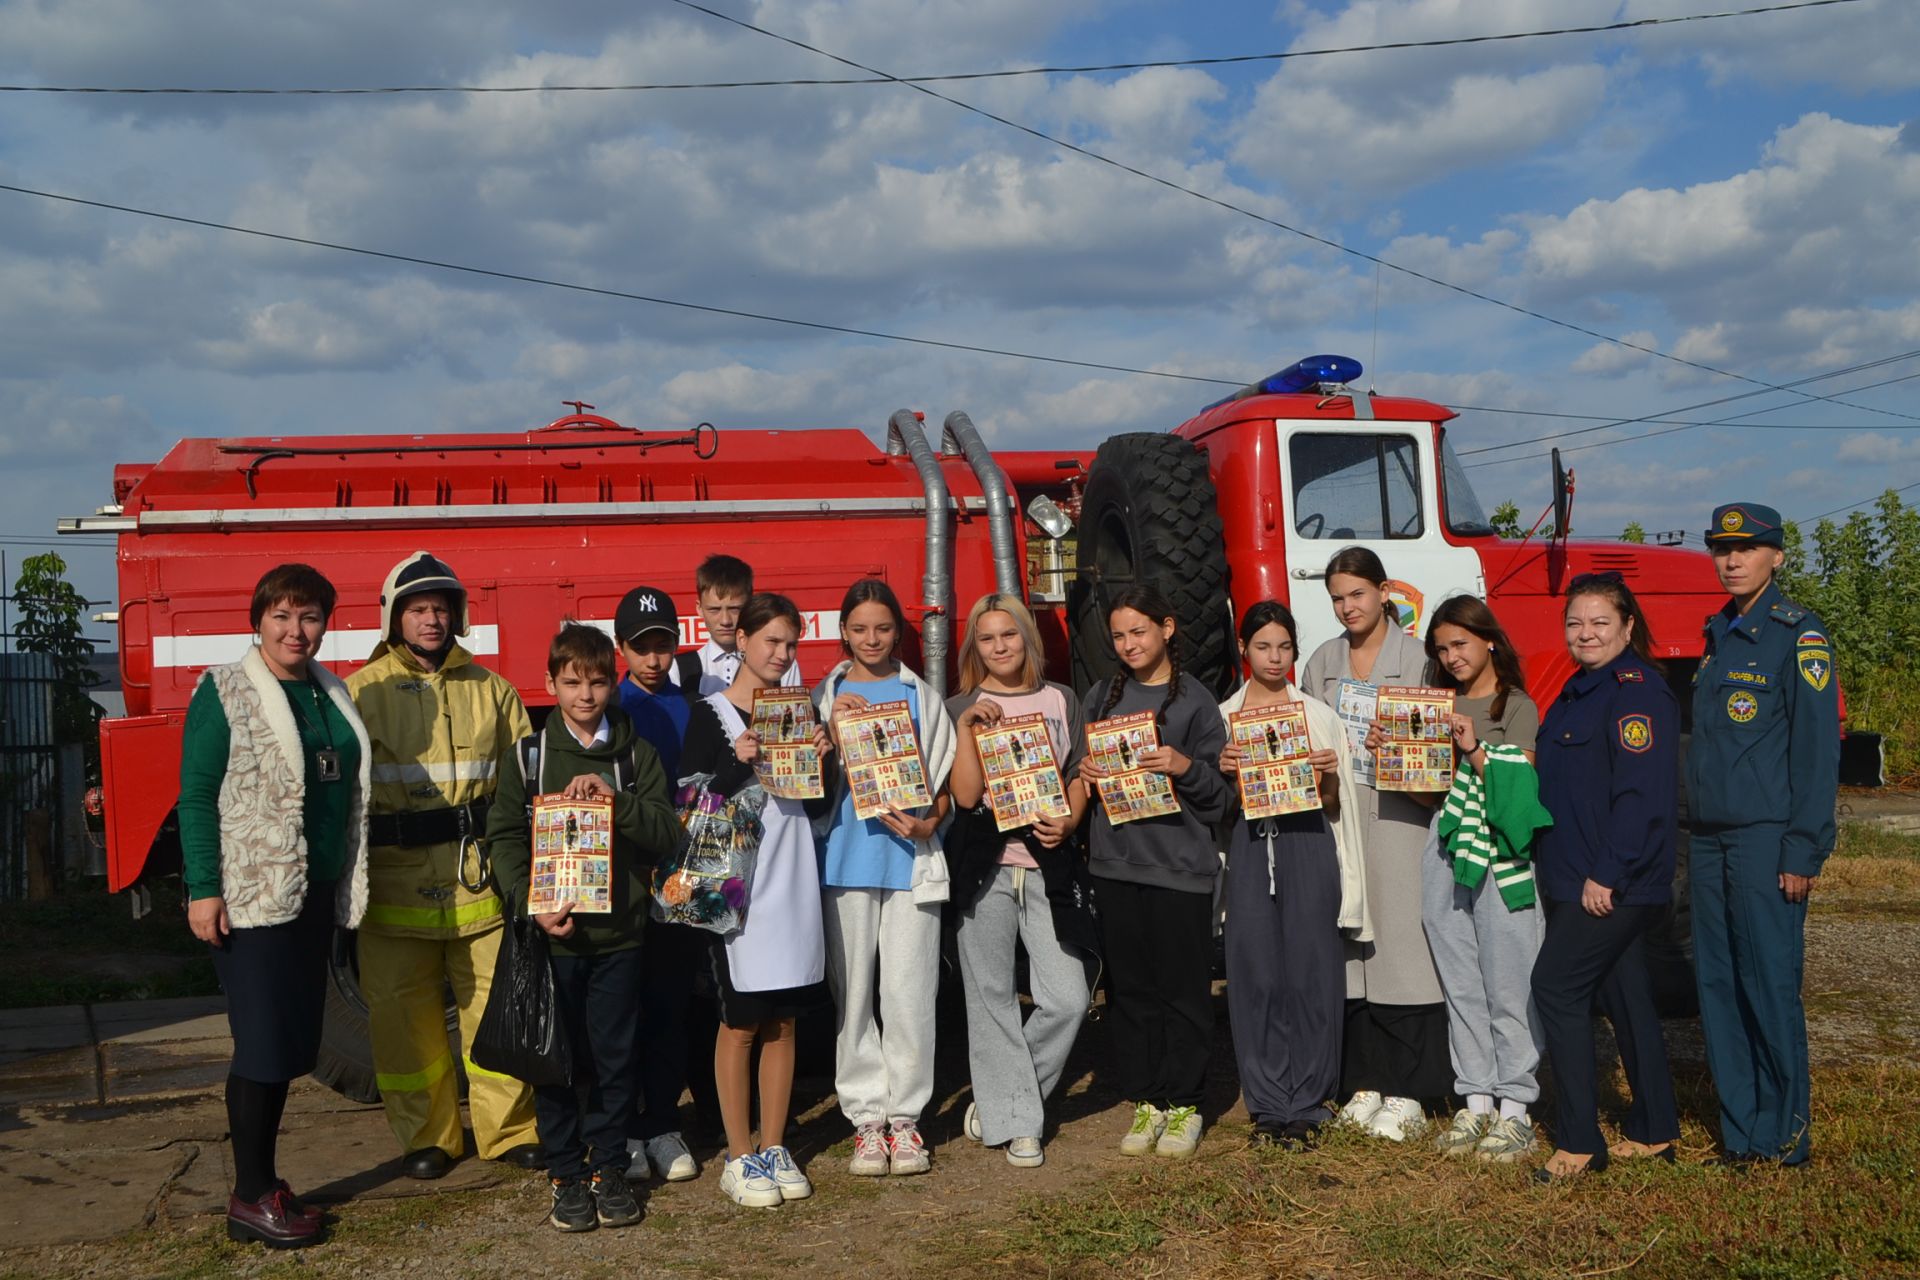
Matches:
[226,1073,291,1202]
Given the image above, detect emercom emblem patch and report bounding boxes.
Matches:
[1798,648,1832,692]
[1727,690,1759,723]
[1618,714,1653,753]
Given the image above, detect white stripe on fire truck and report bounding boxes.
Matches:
[150,625,502,669]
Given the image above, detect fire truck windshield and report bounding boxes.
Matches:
[1439,432,1494,536]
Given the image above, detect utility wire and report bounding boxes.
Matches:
[0,1,1862,95]
[1797,477,1920,526]
[1459,353,1920,457]
[0,182,1242,389]
[671,0,1913,426]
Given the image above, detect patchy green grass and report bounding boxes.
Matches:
[1833,821,1920,862]
[982,1061,1920,1279]
[0,880,217,1008]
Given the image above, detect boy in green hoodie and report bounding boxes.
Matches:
[487,622,681,1232]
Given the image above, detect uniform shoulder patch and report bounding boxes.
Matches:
[1797,648,1832,692]
[1615,669,1644,683]
[1618,714,1653,753]
[1797,630,1828,648]
[1770,603,1806,624]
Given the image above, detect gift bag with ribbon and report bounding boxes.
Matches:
[651,773,768,935]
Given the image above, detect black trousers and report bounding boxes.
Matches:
[1339,999,1452,1103]
[1097,876,1214,1110]
[537,949,644,1180]
[634,921,707,1141]
[1531,898,1679,1156]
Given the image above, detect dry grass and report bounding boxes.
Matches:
[980,1060,1920,1279]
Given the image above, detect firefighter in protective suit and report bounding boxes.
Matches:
[347,552,542,1178]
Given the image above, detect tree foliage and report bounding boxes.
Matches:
[10,553,101,754]
[1620,521,1647,544]
[1782,491,1920,781]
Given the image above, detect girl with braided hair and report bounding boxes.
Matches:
[1076,588,1230,1158]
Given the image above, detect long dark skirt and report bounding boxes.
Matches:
[1340,998,1452,1103]
[210,882,335,1083]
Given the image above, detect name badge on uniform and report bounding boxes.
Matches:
[316,750,343,783]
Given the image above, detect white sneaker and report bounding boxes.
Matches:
[1119,1102,1166,1156]
[1366,1096,1427,1142]
[644,1132,698,1182]
[1474,1114,1538,1164]
[849,1122,891,1176]
[1338,1090,1384,1128]
[888,1120,931,1176]
[759,1145,813,1200]
[719,1153,781,1208]
[1434,1108,1491,1156]
[1006,1136,1044,1168]
[1155,1105,1203,1158]
[624,1138,653,1180]
[963,1101,983,1142]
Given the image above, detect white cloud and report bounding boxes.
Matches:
[1571,332,1657,375]
[1622,0,1920,93]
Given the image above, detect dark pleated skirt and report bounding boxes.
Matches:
[210,882,335,1083]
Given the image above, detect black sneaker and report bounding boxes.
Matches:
[549,1178,597,1232]
[591,1166,643,1228]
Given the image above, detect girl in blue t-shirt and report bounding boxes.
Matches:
[815,579,957,1177]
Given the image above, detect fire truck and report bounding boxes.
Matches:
[62,355,1724,1094]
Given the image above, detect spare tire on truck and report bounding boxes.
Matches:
[1069,433,1235,699]
[314,930,467,1105]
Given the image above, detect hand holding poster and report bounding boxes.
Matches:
[975,712,1070,832]
[529,794,615,915]
[1375,686,1456,791]
[1229,702,1321,819]
[751,687,825,800]
[838,699,932,820]
[1335,678,1378,788]
[1087,710,1180,825]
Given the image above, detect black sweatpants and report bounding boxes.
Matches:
[538,949,644,1180]
[1531,898,1678,1156]
[1097,876,1214,1110]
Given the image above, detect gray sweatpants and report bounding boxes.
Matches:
[955,865,1090,1147]
[1420,837,1545,1104]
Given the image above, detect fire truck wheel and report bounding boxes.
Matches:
[315,930,468,1105]
[1069,433,1234,698]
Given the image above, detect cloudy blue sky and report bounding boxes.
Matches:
[2,0,1917,642]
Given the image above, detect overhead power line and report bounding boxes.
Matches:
[0,181,1244,388]
[0,1,1862,96]
[669,0,1912,428]
[1797,477,1920,526]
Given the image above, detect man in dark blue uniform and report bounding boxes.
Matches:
[1688,502,1840,1167]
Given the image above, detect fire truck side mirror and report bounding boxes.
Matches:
[1027,495,1074,540]
[1551,448,1572,540]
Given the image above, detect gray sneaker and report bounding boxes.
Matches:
[1435,1108,1491,1156]
[644,1132,698,1182]
[1475,1114,1538,1164]
[1006,1136,1044,1168]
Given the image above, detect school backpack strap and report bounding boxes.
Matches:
[675,651,704,707]
[516,733,542,819]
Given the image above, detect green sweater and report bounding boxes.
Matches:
[485,707,681,956]
[179,675,360,901]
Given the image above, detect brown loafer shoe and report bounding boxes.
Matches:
[227,1189,324,1248]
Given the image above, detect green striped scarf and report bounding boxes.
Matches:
[1438,743,1550,911]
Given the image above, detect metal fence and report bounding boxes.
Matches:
[0,651,62,900]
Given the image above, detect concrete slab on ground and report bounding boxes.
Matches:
[91,997,227,1046]
[0,1007,90,1064]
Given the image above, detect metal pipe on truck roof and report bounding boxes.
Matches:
[884,410,952,694]
[941,411,1021,599]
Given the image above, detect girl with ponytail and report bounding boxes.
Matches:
[1076,588,1230,1159]
[1299,548,1451,1144]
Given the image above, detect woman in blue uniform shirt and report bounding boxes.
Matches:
[1530,573,1680,1183]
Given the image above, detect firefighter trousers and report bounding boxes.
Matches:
[358,925,539,1160]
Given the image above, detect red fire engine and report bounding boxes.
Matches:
[66,355,1725,900]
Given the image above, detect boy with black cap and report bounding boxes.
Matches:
[613,585,707,1183]
[1688,501,1839,1169]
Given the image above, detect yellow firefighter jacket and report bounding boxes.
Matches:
[347,641,531,939]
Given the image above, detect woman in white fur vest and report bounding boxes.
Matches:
[177,564,371,1250]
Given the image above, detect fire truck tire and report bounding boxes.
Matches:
[315,930,467,1105]
[1069,433,1235,698]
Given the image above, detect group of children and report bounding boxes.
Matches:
[486,548,1575,1231]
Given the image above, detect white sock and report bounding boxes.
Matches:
[1467,1094,1495,1116]
[1499,1098,1529,1121]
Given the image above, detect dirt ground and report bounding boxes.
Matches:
[3,835,1917,1280]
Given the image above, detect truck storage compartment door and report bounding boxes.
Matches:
[100,714,184,892]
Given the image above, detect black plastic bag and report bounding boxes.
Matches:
[470,916,571,1087]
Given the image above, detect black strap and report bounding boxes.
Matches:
[368,799,493,849]
[676,651,704,709]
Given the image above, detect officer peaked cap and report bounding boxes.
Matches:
[1705,502,1784,547]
